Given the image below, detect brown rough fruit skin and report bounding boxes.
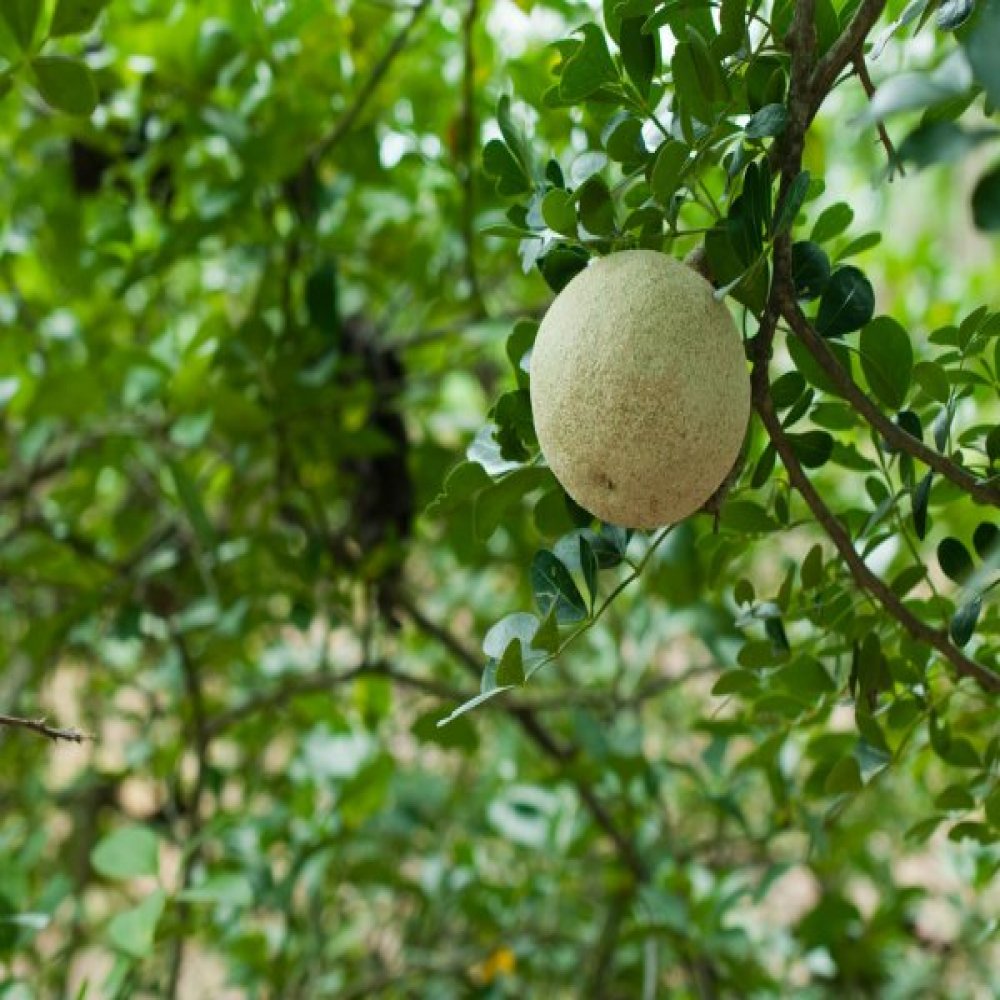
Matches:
[529,249,751,529]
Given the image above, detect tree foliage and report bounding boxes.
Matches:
[1,0,1000,997]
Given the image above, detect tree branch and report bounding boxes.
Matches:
[394,591,648,881]
[750,0,1000,694]
[808,0,888,118]
[205,662,471,738]
[853,52,904,179]
[778,295,1000,507]
[0,713,91,743]
[754,383,1000,693]
[311,0,432,163]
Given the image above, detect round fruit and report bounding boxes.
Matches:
[529,248,750,529]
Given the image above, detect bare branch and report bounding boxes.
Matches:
[0,713,91,743]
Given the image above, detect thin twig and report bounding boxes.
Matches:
[311,0,432,163]
[853,52,904,179]
[0,713,91,743]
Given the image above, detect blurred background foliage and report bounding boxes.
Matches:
[0,0,999,997]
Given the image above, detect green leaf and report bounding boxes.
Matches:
[912,472,932,540]
[31,56,98,116]
[671,38,726,123]
[483,612,540,660]
[483,138,531,195]
[560,24,618,102]
[791,241,830,300]
[473,467,549,541]
[50,0,111,37]
[963,0,1000,107]
[973,521,999,560]
[950,594,982,647]
[531,550,588,624]
[773,170,810,235]
[859,316,913,411]
[825,756,862,794]
[619,16,656,97]
[801,544,823,588]
[787,430,834,469]
[305,262,339,336]
[650,139,689,202]
[578,176,616,236]
[0,0,42,50]
[816,266,875,338]
[938,537,973,584]
[496,638,525,686]
[92,827,161,880]
[168,460,216,550]
[540,188,577,235]
[810,203,854,244]
[912,360,950,403]
[538,243,589,293]
[107,890,166,959]
[745,103,787,139]
[602,113,645,163]
[971,163,1000,232]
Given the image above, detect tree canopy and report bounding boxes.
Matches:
[1,0,1000,996]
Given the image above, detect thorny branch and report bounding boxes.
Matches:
[0,713,91,743]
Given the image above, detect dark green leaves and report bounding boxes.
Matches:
[51,0,111,37]
[31,56,98,116]
[305,262,339,336]
[791,241,830,300]
[671,33,728,123]
[92,827,161,880]
[578,176,616,236]
[619,16,656,97]
[810,203,854,244]
[560,24,618,102]
[816,266,875,338]
[745,104,787,140]
[950,595,982,647]
[530,550,588,624]
[0,0,42,50]
[483,139,531,195]
[650,140,689,202]
[938,537,973,584]
[787,431,834,469]
[859,317,913,410]
[971,163,1000,232]
[538,243,589,293]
